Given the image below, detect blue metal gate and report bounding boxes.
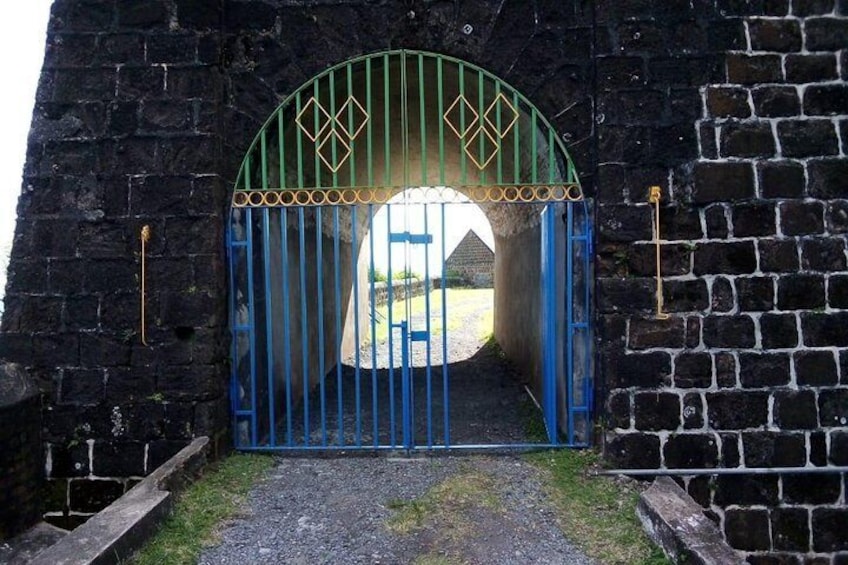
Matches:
[227,50,593,451]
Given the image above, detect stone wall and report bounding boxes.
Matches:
[0,0,845,560]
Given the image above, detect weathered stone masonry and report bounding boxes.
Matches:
[0,0,845,561]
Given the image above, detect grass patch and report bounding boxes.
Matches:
[386,471,500,537]
[130,453,275,565]
[528,449,670,565]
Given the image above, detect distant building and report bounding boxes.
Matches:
[445,230,494,287]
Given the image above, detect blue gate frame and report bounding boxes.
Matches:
[226,50,593,452]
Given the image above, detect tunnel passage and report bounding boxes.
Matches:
[228,50,592,450]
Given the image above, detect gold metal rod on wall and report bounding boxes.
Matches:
[649,186,669,320]
[140,225,151,345]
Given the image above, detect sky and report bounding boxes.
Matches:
[0,0,52,307]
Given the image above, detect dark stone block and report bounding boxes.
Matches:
[737,276,775,311]
[698,123,718,159]
[727,53,782,84]
[664,279,709,313]
[810,431,828,466]
[778,120,839,158]
[749,18,802,52]
[804,85,848,116]
[808,159,848,199]
[634,393,681,431]
[743,432,807,467]
[779,201,825,236]
[694,242,757,276]
[598,278,655,314]
[785,53,838,83]
[707,391,769,430]
[812,508,848,552]
[715,475,778,506]
[739,353,791,388]
[703,316,756,348]
[773,390,818,429]
[795,350,838,386]
[778,274,826,310]
[674,352,712,388]
[720,122,776,158]
[715,353,737,388]
[692,162,754,203]
[705,205,729,239]
[604,351,672,389]
[69,479,124,513]
[803,312,848,346]
[685,317,701,349]
[117,1,169,29]
[146,34,198,64]
[752,86,800,117]
[175,0,222,30]
[793,0,836,15]
[48,443,90,478]
[628,243,692,277]
[605,433,660,469]
[759,239,799,273]
[607,391,631,429]
[92,440,146,477]
[783,474,842,504]
[147,440,190,471]
[835,275,848,309]
[732,203,776,238]
[771,507,810,552]
[805,17,848,51]
[802,238,847,271]
[720,433,740,467]
[682,393,703,429]
[831,431,848,464]
[711,277,735,313]
[819,389,848,428]
[708,17,748,50]
[59,368,105,406]
[628,317,685,349]
[746,554,801,565]
[759,161,805,199]
[725,509,771,551]
[117,67,165,99]
[705,86,750,118]
[663,433,718,468]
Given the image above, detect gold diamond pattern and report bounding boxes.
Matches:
[444,92,519,169]
[296,95,369,172]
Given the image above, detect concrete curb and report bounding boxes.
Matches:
[637,476,744,565]
[29,437,210,565]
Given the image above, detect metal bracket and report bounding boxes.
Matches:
[389,231,433,244]
[140,225,151,345]
[648,186,669,320]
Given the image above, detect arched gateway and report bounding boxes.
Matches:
[228,50,592,451]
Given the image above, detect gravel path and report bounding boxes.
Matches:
[199,456,595,565]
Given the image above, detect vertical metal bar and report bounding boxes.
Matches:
[584,209,592,443]
[384,53,391,186]
[440,203,450,447]
[314,79,322,189]
[333,207,344,446]
[437,57,445,186]
[298,208,310,445]
[246,208,258,446]
[566,203,575,446]
[296,92,305,189]
[227,222,239,447]
[352,207,362,446]
[262,208,276,447]
[260,130,268,190]
[477,69,486,185]
[513,92,520,185]
[281,209,293,446]
[401,50,409,191]
[369,204,378,446]
[495,82,503,184]
[549,128,556,184]
[531,107,539,184]
[316,207,327,446]
[547,206,559,445]
[458,62,467,185]
[387,205,396,446]
[418,53,427,186]
[347,63,356,187]
[366,58,374,187]
[329,69,338,188]
[401,320,411,450]
[424,204,432,448]
[278,108,286,188]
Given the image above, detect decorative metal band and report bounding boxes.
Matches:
[443,92,519,170]
[295,95,369,172]
[232,184,584,208]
